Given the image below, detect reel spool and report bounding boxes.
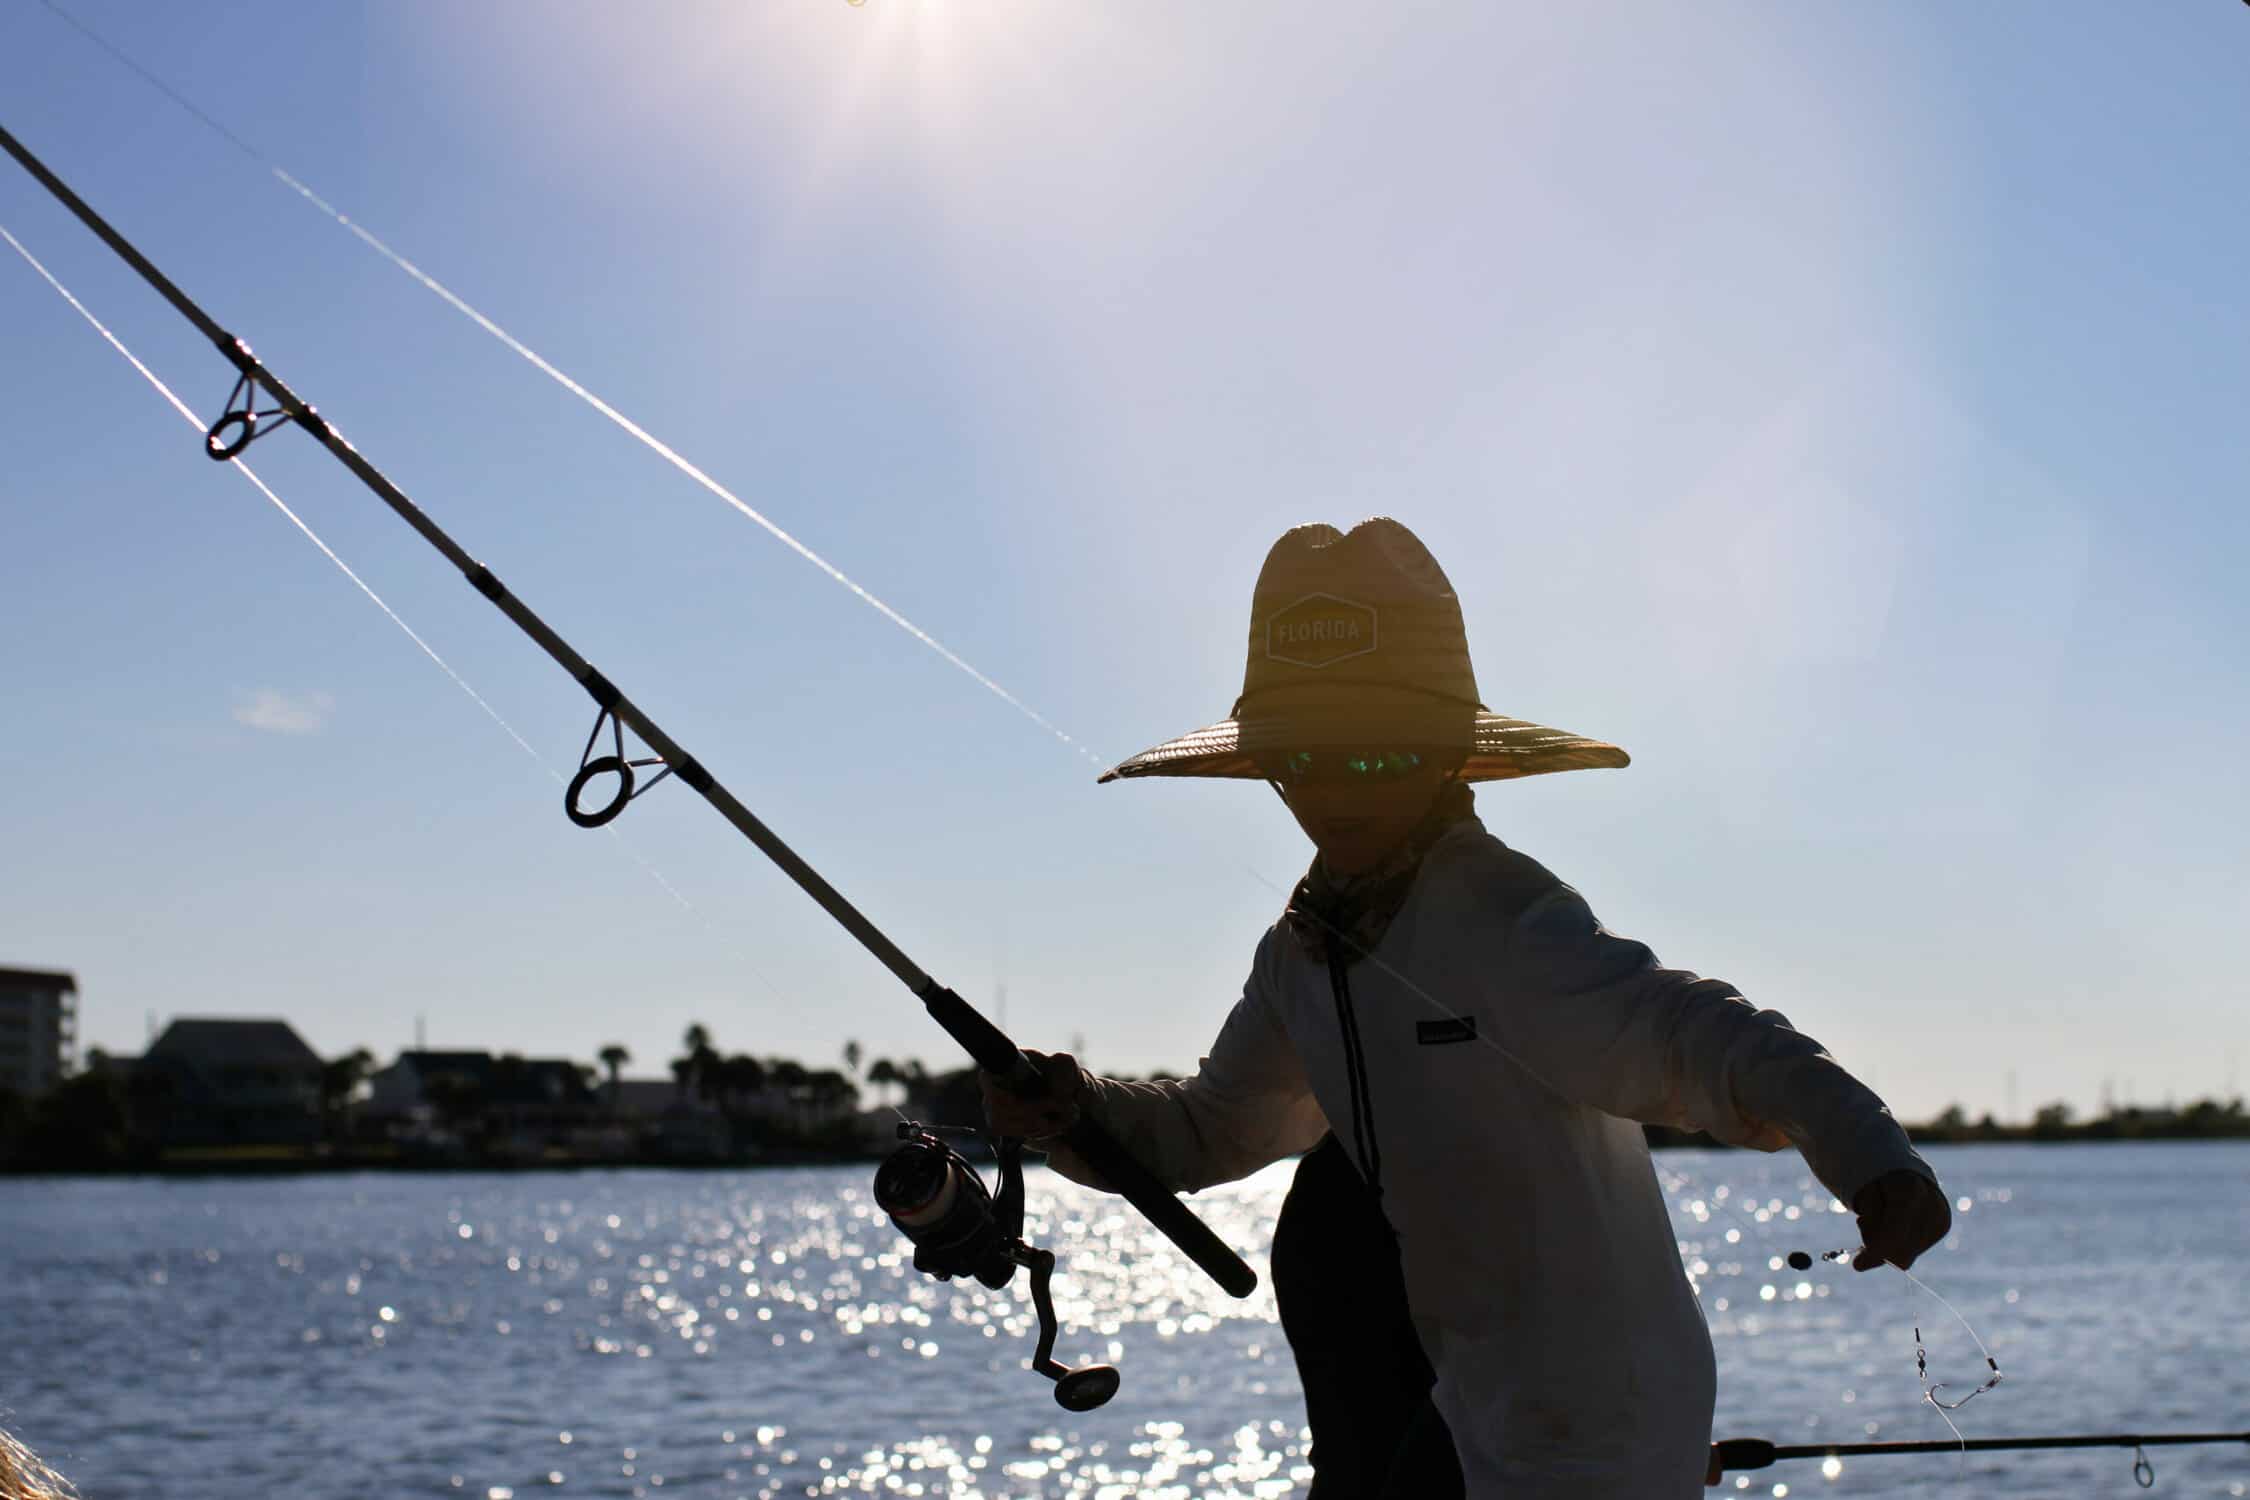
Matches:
[874,1122,1121,1411]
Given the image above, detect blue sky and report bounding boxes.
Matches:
[2,1,2243,1121]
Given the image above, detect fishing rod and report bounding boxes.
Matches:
[0,121,1257,1392]
[1707,1429,2248,1489]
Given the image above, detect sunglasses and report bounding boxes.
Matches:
[1260,749,1437,785]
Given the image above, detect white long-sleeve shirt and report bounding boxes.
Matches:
[1048,820,1934,1499]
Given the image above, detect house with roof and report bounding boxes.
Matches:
[366,1050,598,1154]
[365,1050,494,1124]
[139,1017,324,1147]
[601,1076,731,1160]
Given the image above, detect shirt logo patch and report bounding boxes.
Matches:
[1417,1016,1477,1045]
[1266,593,1378,669]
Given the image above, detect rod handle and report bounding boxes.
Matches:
[919,983,1259,1298]
[1056,1111,1258,1297]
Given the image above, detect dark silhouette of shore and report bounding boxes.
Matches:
[1649,1095,2248,1150]
[6,1002,2244,1177]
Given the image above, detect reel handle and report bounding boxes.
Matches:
[1016,1243,1121,1412]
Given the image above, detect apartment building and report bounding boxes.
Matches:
[0,966,77,1097]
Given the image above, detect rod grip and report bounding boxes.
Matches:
[1058,1113,1259,1298]
[919,983,1258,1298]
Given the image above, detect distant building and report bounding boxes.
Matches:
[608,1078,704,1120]
[365,1050,498,1123]
[0,966,77,1098]
[366,1050,597,1151]
[141,1017,324,1147]
[606,1077,730,1160]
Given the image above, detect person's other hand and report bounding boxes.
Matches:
[977,1050,1084,1141]
[1851,1169,1952,1271]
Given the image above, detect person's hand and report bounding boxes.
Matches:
[977,1050,1085,1141]
[1850,1169,1952,1271]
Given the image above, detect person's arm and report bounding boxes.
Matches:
[1488,887,1940,1225]
[982,940,1329,1195]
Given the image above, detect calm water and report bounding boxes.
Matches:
[1,1143,2244,1499]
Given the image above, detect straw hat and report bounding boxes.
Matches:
[1099,518,1629,784]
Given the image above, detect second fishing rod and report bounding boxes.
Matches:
[0,119,1257,1364]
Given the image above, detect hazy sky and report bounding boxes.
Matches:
[3,1,2243,1122]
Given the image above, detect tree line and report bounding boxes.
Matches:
[1904,1096,2249,1143]
[9,1023,2241,1172]
[0,1023,1002,1172]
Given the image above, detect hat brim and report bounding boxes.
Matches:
[1098,701,1629,784]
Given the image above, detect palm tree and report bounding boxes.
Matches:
[867,1057,899,1110]
[598,1044,631,1111]
[691,1043,722,1106]
[679,1024,717,1102]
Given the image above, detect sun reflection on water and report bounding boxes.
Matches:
[9,1147,2250,1497]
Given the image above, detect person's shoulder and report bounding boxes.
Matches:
[1423,822,1570,924]
[1246,909,1301,989]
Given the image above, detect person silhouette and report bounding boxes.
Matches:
[985,519,1950,1497]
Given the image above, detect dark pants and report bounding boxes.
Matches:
[1272,1135,1466,1500]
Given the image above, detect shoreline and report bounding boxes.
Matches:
[5,1131,2245,1182]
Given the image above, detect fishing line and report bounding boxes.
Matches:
[1809,1250,2007,1412]
[1898,1265,2004,1412]
[1676,1171,2005,1448]
[0,216,768,961]
[1787,1236,2005,1452]
[0,223,537,762]
[31,0,1106,772]
[1870,1258,2004,1425]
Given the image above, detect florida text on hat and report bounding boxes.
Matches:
[1098,518,1630,784]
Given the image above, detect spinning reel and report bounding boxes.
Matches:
[873,1122,1121,1411]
